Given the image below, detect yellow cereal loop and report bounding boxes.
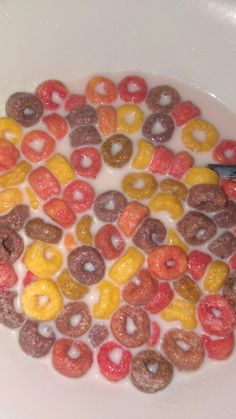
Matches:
[0,188,23,213]
[184,167,219,185]
[203,260,229,293]
[0,117,23,145]
[117,104,144,134]
[93,280,120,319]
[166,229,189,253]
[122,172,157,200]
[0,160,31,188]
[25,187,40,210]
[131,139,155,169]
[45,153,75,185]
[109,247,145,285]
[149,193,184,220]
[161,299,197,329]
[182,118,218,152]
[160,179,188,200]
[76,215,94,245]
[21,278,63,321]
[57,269,88,299]
[23,241,63,277]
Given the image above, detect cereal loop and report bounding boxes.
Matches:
[57,269,88,300]
[70,147,101,179]
[0,139,20,173]
[68,245,105,286]
[184,167,219,185]
[142,113,175,145]
[93,280,120,319]
[21,130,55,163]
[97,105,117,135]
[182,119,218,152]
[6,92,43,127]
[98,341,132,382]
[76,215,94,245]
[213,140,236,164]
[0,188,23,213]
[101,134,133,168]
[0,160,31,188]
[36,79,68,110]
[109,247,145,285]
[52,339,93,378]
[86,76,117,105]
[149,193,184,220]
[19,320,55,358]
[160,179,188,200]
[118,76,147,103]
[147,245,188,280]
[56,302,92,338]
[131,139,155,170]
[146,85,180,113]
[121,172,157,200]
[161,299,197,329]
[117,104,144,134]
[23,241,63,277]
[0,117,23,145]
[122,269,158,306]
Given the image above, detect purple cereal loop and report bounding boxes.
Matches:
[56,302,92,338]
[142,113,175,145]
[68,245,105,286]
[19,320,55,358]
[6,92,43,127]
[0,291,24,329]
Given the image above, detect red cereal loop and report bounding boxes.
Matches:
[147,245,188,280]
[42,113,68,140]
[44,198,76,228]
[229,253,236,270]
[36,79,68,110]
[21,130,55,163]
[95,224,125,260]
[28,167,61,200]
[0,263,17,292]
[64,94,86,112]
[70,147,101,179]
[169,151,194,179]
[187,250,212,281]
[147,322,161,347]
[118,76,147,103]
[23,271,35,287]
[97,341,132,382]
[197,295,235,337]
[52,338,93,378]
[220,179,236,200]
[0,139,20,173]
[149,145,174,175]
[86,76,117,105]
[62,180,95,213]
[202,333,235,360]
[145,282,174,314]
[213,140,236,164]
[122,269,158,306]
[171,101,200,126]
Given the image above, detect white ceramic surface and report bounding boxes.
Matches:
[0,1,236,418]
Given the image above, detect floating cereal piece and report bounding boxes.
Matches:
[145,282,174,314]
[97,105,117,135]
[63,180,95,214]
[36,79,68,110]
[169,151,194,179]
[68,245,105,286]
[52,339,93,378]
[197,295,235,337]
[161,299,197,329]
[208,232,236,259]
[29,167,61,201]
[171,101,200,126]
[25,218,62,244]
[202,333,235,361]
[160,179,188,200]
[25,187,40,211]
[43,113,68,140]
[71,147,101,178]
[56,302,91,338]
[147,245,187,280]
[203,260,229,293]
[187,250,212,281]
[94,190,127,222]
[0,117,22,145]
[182,118,218,152]
[177,211,217,245]
[118,201,149,237]
[173,275,201,303]
[95,224,125,260]
[187,184,227,212]
[146,85,180,113]
[0,204,29,231]
[149,145,174,174]
[0,291,24,328]
[0,188,23,213]
[76,215,94,245]
[149,193,184,220]
[57,269,88,300]
[0,160,31,188]
[131,138,155,170]
[118,76,147,103]
[21,130,55,163]
[6,92,43,127]
[19,320,55,358]
[98,341,132,382]
[122,269,158,306]
[101,134,133,168]
[166,229,189,254]
[122,172,157,200]
[86,76,117,105]
[88,323,109,347]
[213,139,236,164]
[109,247,145,285]
[66,104,97,128]
[0,227,24,263]
[46,154,75,185]
[213,201,236,228]
[70,125,101,147]
[117,104,144,134]
[23,241,63,277]
[93,280,120,319]
[0,139,20,173]
[44,198,76,228]
[184,167,219,185]
[142,113,175,145]
[133,218,166,253]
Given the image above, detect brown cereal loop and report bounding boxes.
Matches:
[6,92,43,127]
[222,275,236,312]
[208,232,236,259]
[101,134,133,168]
[142,113,175,145]
[70,125,102,147]
[162,328,204,371]
[146,85,180,113]
[133,218,166,253]
[0,227,24,263]
[214,201,236,228]
[173,275,202,303]
[0,291,24,329]
[131,350,173,393]
[66,104,97,128]
[187,184,227,212]
[68,245,105,286]
[19,320,56,358]
[0,205,29,231]
[122,269,158,306]
[177,211,217,245]
[88,323,109,347]
[111,305,150,347]
[56,302,92,338]
[25,218,62,244]
[93,190,127,222]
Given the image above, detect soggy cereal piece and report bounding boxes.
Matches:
[0,263,17,292]
[173,275,201,303]
[52,339,93,378]
[161,299,197,329]
[220,179,236,200]
[29,167,61,200]
[25,187,40,211]
[65,94,86,111]
[66,104,97,128]
[36,79,68,110]
[121,172,157,200]
[19,320,55,358]
[118,75,147,103]
[131,139,155,170]
[122,269,158,306]
[97,105,117,135]
[188,184,227,212]
[202,333,235,361]
[0,227,24,263]
[0,291,24,328]
[21,130,55,163]
[213,201,236,228]
[68,245,105,286]
[76,215,94,245]
[111,305,150,347]
[46,153,75,185]
[203,260,229,293]
[149,145,174,174]
[94,190,127,222]
[131,350,173,393]
[0,139,20,173]
[0,117,22,145]
[182,118,218,152]
[118,201,149,237]
[169,151,194,179]
[86,76,117,105]
[23,241,63,277]
[101,134,133,168]
[147,245,188,280]
[70,125,102,147]
[42,113,68,140]
[98,341,132,382]
[166,229,189,254]
[93,280,120,319]
[149,193,184,220]
[88,323,109,347]
[70,147,101,178]
[213,139,236,164]
[222,275,236,312]
[0,160,31,188]
[109,247,145,285]
[171,100,200,126]
[25,218,62,244]
[142,113,175,145]
[197,295,235,337]
[57,269,88,300]
[177,211,217,245]
[162,328,204,371]
[63,180,95,214]
[117,104,144,134]
[64,233,76,252]
[160,179,188,200]
[184,167,219,185]
[187,250,212,281]
[146,85,180,113]
[0,205,29,231]
[0,188,23,213]
[6,92,43,127]
[208,232,236,259]
[145,282,174,314]
[56,302,92,338]
[95,224,125,260]
[44,198,76,228]
[133,218,166,253]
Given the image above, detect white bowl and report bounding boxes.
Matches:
[0,1,236,418]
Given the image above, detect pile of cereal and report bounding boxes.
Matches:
[0,75,236,393]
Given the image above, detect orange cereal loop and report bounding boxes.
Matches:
[64,233,77,252]
[86,76,117,105]
[75,215,94,245]
[97,105,117,135]
[118,201,150,237]
[57,269,88,300]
